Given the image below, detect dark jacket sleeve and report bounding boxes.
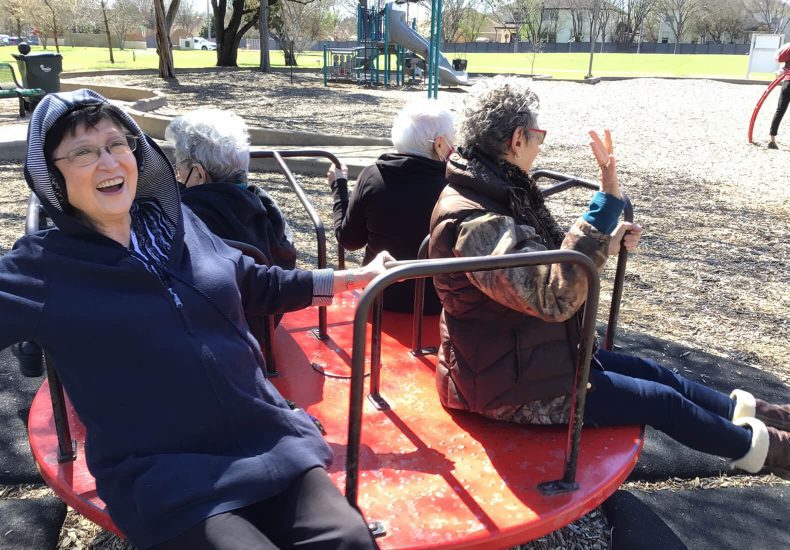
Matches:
[232,241,315,316]
[0,241,47,350]
[331,166,375,251]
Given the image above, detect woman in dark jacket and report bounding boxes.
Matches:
[2,89,392,549]
[429,77,790,475]
[166,108,297,270]
[328,99,454,313]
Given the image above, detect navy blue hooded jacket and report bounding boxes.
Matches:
[1,89,332,549]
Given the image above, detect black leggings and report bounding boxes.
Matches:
[149,467,377,550]
[770,80,790,136]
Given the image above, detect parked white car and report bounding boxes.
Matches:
[194,37,216,50]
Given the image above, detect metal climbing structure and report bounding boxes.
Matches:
[355,2,406,87]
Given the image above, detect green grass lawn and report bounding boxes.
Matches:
[0,45,325,72]
[0,45,775,81]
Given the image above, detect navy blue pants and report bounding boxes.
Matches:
[584,349,752,460]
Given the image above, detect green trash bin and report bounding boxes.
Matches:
[12,52,63,93]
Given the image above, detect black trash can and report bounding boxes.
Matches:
[12,52,63,93]
[452,58,468,72]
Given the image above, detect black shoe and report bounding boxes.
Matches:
[12,342,45,377]
[768,141,779,149]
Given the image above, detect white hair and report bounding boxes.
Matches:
[390,99,456,158]
[165,108,250,183]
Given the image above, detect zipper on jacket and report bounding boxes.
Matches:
[162,275,194,335]
[168,287,183,308]
[126,252,195,335]
[166,269,268,370]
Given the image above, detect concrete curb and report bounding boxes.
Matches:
[58,78,393,146]
[126,106,392,146]
[0,139,377,177]
[0,141,26,161]
[60,81,167,111]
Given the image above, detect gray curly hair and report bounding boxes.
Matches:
[165,108,250,183]
[460,76,540,157]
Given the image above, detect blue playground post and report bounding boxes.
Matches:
[427,0,443,98]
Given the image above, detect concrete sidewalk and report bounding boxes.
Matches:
[0,118,389,178]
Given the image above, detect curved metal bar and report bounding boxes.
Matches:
[345,251,600,507]
[532,171,634,351]
[410,234,432,354]
[748,70,788,144]
[250,150,340,339]
[26,193,47,235]
[44,354,76,463]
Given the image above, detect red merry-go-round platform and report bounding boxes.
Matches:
[29,290,643,549]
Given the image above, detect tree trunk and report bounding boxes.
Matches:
[217,34,240,65]
[165,0,182,35]
[259,0,270,72]
[281,40,297,66]
[44,1,61,54]
[154,0,176,79]
[100,0,115,64]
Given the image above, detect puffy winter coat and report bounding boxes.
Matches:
[429,150,616,413]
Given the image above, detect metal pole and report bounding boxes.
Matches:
[427,0,436,97]
[433,0,443,98]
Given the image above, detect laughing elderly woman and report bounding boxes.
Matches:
[0,89,392,549]
[327,99,455,313]
[429,77,790,475]
[166,108,297,272]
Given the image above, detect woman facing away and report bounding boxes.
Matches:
[428,77,790,475]
[1,89,393,549]
[327,99,455,314]
[165,108,297,271]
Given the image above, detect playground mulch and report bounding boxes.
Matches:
[1,74,789,549]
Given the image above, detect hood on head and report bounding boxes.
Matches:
[23,88,180,238]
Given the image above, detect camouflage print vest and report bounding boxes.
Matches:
[428,153,582,416]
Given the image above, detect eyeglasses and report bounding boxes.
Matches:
[527,128,546,146]
[53,135,137,167]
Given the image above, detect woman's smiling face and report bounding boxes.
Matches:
[52,117,138,229]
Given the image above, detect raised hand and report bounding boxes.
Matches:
[589,129,621,199]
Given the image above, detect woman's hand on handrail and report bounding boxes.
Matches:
[326,163,348,185]
[589,129,621,200]
[332,250,396,294]
[609,221,643,256]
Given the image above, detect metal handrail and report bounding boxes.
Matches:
[23,195,75,461]
[249,149,343,339]
[532,170,634,351]
[409,235,432,356]
[345,250,601,507]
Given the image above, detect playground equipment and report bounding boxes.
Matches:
[324,0,468,95]
[747,38,790,144]
[748,67,790,144]
[24,152,641,548]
